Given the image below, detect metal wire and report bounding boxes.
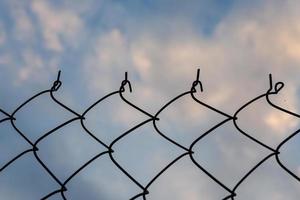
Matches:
[0,69,299,200]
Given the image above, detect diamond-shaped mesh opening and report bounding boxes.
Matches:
[234,159,300,200]
[235,97,300,147]
[83,94,149,144]
[64,156,141,200]
[111,122,184,186]
[277,132,300,179]
[0,121,31,168]
[36,121,107,181]
[155,94,228,147]
[0,154,59,200]
[146,157,230,200]
[192,122,271,188]
[12,93,75,142]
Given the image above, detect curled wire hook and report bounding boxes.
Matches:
[268,74,284,94]
[51,70,62,91]
[120,72,132,93]
[191,68,203,93]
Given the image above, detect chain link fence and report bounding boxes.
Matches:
[0,69,299,200]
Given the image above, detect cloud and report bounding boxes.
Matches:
[14,49,58,85]
[0,54,10,65]
[0,21,5,45]
[31,0,83,52]
[80,1,300,199]
[8,2,35,42]
[264,110,298,134]
[1,0,300,199]
[131,48,152,80]
[83,29,133,93]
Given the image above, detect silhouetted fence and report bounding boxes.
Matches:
[0,69,299,200]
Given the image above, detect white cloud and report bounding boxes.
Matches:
[9,2,35,42]
[2,0,300,199]
[131,49,152,79]
[31,0,83,52]
[213,1,300,69]
[14,50,58,85]
[83,29,133,93]
[264,110,298,134]
[95,29,127,66]
[81,1,300,199]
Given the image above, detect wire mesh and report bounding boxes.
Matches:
[0,69,299,200]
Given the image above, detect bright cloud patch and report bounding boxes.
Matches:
[31,0,83,52]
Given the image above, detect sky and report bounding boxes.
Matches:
[0,0,300,199]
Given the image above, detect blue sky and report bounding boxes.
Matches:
[0,0,300,199]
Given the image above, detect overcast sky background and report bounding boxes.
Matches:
[0,0,300,199]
